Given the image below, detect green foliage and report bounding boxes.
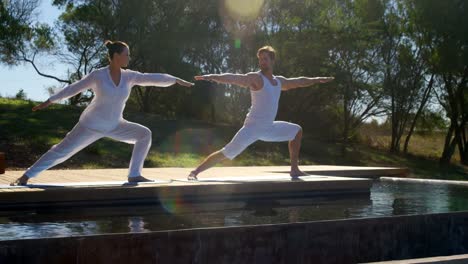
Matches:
[1,0,467,165]
[0,0,37,64]
[14,89,26,100]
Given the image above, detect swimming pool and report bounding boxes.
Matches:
[1,180,468,241]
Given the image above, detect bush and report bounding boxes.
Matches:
[15,89,27,100]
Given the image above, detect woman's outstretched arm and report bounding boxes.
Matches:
[33,71,97,111]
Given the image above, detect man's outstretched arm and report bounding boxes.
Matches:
[195,72,262,89]
[278,76,334,91]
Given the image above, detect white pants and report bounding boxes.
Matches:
[221,120,301,160]
[25,120,152,178]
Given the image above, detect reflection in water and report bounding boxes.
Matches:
[128,217,149,233]
[2,181,468,240]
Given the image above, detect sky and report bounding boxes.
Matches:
[0,0,64,101]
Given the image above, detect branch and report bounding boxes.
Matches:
[20,51,71,84]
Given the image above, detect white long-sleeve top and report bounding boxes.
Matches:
[48,66,177,132]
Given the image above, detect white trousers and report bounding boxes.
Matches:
[221,120,301,160]
[24,120,152,178]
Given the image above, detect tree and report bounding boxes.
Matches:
[320,0,386,153]
[14,89,26,100]
[409,0,468,165]
[0,0,40,64]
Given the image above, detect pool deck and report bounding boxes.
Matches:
[363,254,468,263]
[0,165,407,208]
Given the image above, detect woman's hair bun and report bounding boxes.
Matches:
[104,40,129,60]
[104,40,113,49]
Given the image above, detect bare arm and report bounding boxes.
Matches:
[131,71,193,87]
[278,76,334,91]
[195,72,262,90]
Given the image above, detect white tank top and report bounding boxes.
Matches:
[245,72,282,123]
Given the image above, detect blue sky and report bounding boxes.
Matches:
[0,1,64,101]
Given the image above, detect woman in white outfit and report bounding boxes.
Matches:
[11,40,194,185]
[188,46,333,180]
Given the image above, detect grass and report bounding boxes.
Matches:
[0,98,466,180]
[361,132,460,163]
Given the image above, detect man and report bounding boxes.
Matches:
[188,46,334,180]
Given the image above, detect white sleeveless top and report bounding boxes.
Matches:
[245,72,282,124]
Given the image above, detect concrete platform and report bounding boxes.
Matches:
[0,166,406,209]
[0,165,407,184]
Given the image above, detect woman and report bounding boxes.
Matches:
[11,40,194,185]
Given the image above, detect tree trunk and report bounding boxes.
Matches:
[439,71,467,165]
[440,123,457,165]
[462,142,468,166]
[135,86,153,113]
[390,82,398,153]
[455,121,467,165]
[403,75,434,153]
[342,85,350,157]
[461,121,467,165]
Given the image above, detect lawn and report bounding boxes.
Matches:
[0,98,466,180]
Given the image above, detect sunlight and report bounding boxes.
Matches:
[224,0,264,21]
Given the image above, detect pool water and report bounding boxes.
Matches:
[1,180,468,241]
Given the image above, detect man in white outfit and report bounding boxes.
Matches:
[188,46,334,180]
[11,40,194,185]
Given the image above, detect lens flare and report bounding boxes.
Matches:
[158,188,186,214]
[224,0,265,21]
[235,39,241,49]
[157,128,219,154]
[157,187,236,215]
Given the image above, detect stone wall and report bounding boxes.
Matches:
[1,211,467,264]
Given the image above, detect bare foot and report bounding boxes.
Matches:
[127,176,154,183]
[188,170,198,181]
[290,169,309,179]
[10,174,29,186]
